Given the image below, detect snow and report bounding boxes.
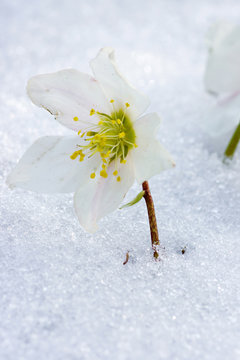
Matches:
[0,0,240,359]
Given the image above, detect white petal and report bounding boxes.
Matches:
[132,113,175,183]
[134,112,161,136]
[204,23,240,93]
[200,93,240,137]
[74,160,135,232]
[90,48,150,119]
[27,69,111,131]
[7,136,101,193]
[206,21,236,49]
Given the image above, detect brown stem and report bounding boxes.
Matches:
[142,181,160,259]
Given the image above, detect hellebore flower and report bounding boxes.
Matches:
[7,48,174,236]
[204,22,240,158]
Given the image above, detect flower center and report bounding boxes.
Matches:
[70,100,137,181]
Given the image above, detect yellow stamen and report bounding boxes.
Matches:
[70,150,82,160]
[94,134,100,140]
[134,143,138,148]
[70,153,78,160]
[70,103,136,176]
[100,169,108,178]
[119,132,125,139]
[99,137,106,146]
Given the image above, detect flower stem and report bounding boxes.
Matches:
[142,181,160,259]
[224,121,240,160]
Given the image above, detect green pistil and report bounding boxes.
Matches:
[73,106,137,173]
[96,112,112,121]
[87,109,136,162]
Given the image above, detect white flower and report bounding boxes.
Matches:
[205,22,240,94]
[7,48,174,232]
[203,22,240,137]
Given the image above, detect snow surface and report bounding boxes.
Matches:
[1,0,240,359]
